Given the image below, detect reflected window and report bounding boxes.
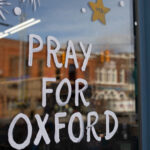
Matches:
[10,56,19,77]
[26,59,30,76]
[99,71,102,81]
[38,59,43,77]
[120,69,125,83]
[69,64,76,81]
[56,68,60,80]
[84,66,89,81]
[112,69,117,83]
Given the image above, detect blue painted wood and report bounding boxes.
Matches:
[138,0,150,149]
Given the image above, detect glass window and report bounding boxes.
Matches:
[0,0,139,150]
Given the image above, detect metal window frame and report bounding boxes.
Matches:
[136,0,150,150]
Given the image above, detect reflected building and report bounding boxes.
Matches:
[93,51,136,124]
[0,38,136,124]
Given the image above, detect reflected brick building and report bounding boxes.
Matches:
[0,38,135,121]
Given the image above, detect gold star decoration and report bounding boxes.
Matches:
[89,0,110,25]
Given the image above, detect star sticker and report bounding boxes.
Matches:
[89,0,110,25]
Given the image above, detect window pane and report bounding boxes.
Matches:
[0,0,139,150]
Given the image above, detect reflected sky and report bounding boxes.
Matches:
[0,0,134,53]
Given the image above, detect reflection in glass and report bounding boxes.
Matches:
[0,0,139,149]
